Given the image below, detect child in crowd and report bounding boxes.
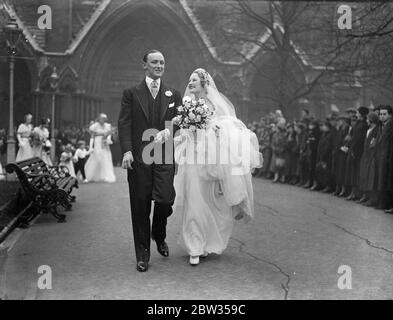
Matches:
[60,143,76,177]
[73,140,89,183]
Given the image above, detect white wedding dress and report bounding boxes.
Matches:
[174,70,262,257]
[85,122,116,183]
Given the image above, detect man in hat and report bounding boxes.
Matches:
[359,112,380,206]
[295,121,309,186]
[374,105,393,212]
[307,120,321,190]
[345,106,369,201]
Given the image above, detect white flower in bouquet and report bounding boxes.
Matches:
[173,115,181,125]
[178,105,184,112]
[191,100,197,106]
[189,125,196,132]
[184,117,189,123]
[198,98,205,105]
[183,96,192,107]
[196,115,201,122]
[189,113,196,120]
[183,96,192,104]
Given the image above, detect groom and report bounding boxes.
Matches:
[118,50,182,272]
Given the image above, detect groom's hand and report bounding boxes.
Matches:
[154,129,170,144]
[122,151,134,170]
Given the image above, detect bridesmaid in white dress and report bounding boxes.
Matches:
[32,118,52,166]
[85,113,116,183]
[16,114,34,162]
[174,69,262,265]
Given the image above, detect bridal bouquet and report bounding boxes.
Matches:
[173,96,214,132]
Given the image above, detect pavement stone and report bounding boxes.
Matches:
[3,168,393,300]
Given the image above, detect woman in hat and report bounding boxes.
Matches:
[344,106,369,201]
[32,118,52,166]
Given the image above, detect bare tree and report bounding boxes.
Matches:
[218,0,393,116]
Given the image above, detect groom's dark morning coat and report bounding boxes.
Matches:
[118,79,181,262]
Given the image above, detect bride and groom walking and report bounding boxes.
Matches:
[118,50,262,272]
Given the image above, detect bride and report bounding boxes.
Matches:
[173,68,262,266]
[85,113,116,183]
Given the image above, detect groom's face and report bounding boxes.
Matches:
[143,52,165,79]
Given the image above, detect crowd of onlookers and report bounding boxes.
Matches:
[248,105,393,214]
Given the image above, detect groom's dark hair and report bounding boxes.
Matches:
[143,49,163,63]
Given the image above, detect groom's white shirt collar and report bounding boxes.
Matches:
[145,76,161,90]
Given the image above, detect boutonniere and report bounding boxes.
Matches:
[165,90,173,97]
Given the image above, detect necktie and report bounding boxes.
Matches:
[150,80,158,99]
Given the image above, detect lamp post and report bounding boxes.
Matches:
[3,18,22,165]
[49,67,59,163]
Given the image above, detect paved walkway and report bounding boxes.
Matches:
[4,168,393,299]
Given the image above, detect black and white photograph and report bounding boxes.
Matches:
[0,0,393,305]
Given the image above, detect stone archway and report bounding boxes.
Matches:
[77,0,205,123]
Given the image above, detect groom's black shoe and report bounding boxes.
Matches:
[136,260,148,272]
[156,241,169,257]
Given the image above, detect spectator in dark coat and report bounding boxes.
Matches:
[327,115,339,192]
[258,122,273,178]
[314,121,335,192]
[358,112,380,205]
[339,115,355,197]
[345,107,369,201]
[307,120,321,190]
[283,124,299,184]
[332,116,351,196]
[295,122,308,186]
[374,105,393,211]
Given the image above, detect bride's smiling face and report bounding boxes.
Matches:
[188,73,203,94]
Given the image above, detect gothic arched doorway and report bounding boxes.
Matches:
[78,1,205,124]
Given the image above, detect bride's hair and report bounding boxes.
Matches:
[193,68,210,88]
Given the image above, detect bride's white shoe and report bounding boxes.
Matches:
[189,256,200,266]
